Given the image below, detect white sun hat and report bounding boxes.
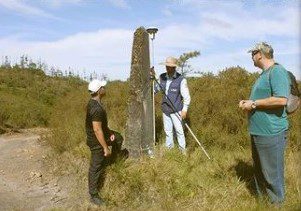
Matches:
[160,56,178,67]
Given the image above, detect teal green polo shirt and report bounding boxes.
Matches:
[248,64,290,136]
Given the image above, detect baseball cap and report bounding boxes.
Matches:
[88,79,107,93]
[248,42,274,55]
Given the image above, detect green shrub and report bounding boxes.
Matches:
[47,84,88,153]
[0,67,84,130]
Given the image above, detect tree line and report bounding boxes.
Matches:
[0,55,107,82]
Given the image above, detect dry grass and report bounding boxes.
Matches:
[48,145,300,210]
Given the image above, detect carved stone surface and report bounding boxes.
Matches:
[125,27,154,158]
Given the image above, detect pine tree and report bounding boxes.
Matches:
[177,51,200,76]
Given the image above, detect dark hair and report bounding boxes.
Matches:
[90,91,98,97]
[262,49,273,59]
[262,43,274,59]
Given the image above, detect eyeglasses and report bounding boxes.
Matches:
[251,50,259,57]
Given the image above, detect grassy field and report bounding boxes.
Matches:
[50,140,300,210]
[47,67,300,210]
[1,66,300,210]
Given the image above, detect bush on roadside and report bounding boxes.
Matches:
[0,67,84,132]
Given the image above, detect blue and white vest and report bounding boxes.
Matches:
[160,72,184,115]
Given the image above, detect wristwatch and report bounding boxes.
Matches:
[251,101,257,110]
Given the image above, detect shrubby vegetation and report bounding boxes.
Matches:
[1,65,300,209]
[51,66,297,152]
[47,66,300,210]
[0,65,84,132]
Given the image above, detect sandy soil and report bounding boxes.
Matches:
[0,129,72,211]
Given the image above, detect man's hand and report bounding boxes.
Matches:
[239,100,254,111]
[104,147,111,157]
[110,134,115,141]
[181,111,187,119]
[239,100,246,108]
[150,66,156,78]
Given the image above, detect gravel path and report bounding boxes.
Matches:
[0,130,69,210]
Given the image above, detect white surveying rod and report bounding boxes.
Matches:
[183,122,211,160]
[147,27,158,146]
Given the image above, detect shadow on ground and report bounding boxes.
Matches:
[232,159,257,196]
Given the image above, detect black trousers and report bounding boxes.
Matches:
[88,131,123,196]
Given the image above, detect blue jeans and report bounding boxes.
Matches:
[163,112,186,151]
[251,130,287,204]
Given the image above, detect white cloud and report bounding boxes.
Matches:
[40,0,83,8]
[108,0,130,9]
[173,0,299,39]
[162,7,173,17]
[0,1,299,80]
[201,8,299,40]
[4,0,131,10]
[0,0,58,19]
[0,29,133,80]
[148,3,300,78]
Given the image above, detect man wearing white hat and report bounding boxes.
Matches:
[239,42,290,204]
[85,79,125,206]
[151,56,191,154]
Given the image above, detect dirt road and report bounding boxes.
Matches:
[0,130,70,210]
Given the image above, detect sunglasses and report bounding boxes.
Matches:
[251,50,259,57]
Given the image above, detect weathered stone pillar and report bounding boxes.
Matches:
[125,27,154,158]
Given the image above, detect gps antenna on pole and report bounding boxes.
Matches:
[146,27,158,151]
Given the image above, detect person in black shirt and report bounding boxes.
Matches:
[86,79,125,206]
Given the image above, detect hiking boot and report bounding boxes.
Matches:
[90,194,106,206]
[120,148,129,159]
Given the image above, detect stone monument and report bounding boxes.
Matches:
[125,27,154,158]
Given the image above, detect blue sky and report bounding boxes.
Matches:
[0,0,300,80]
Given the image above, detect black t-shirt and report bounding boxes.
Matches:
[85,99,111,148]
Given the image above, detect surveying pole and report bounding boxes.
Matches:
[146,27,158,148]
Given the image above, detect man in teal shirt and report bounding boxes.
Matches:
[239,42,290,204]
